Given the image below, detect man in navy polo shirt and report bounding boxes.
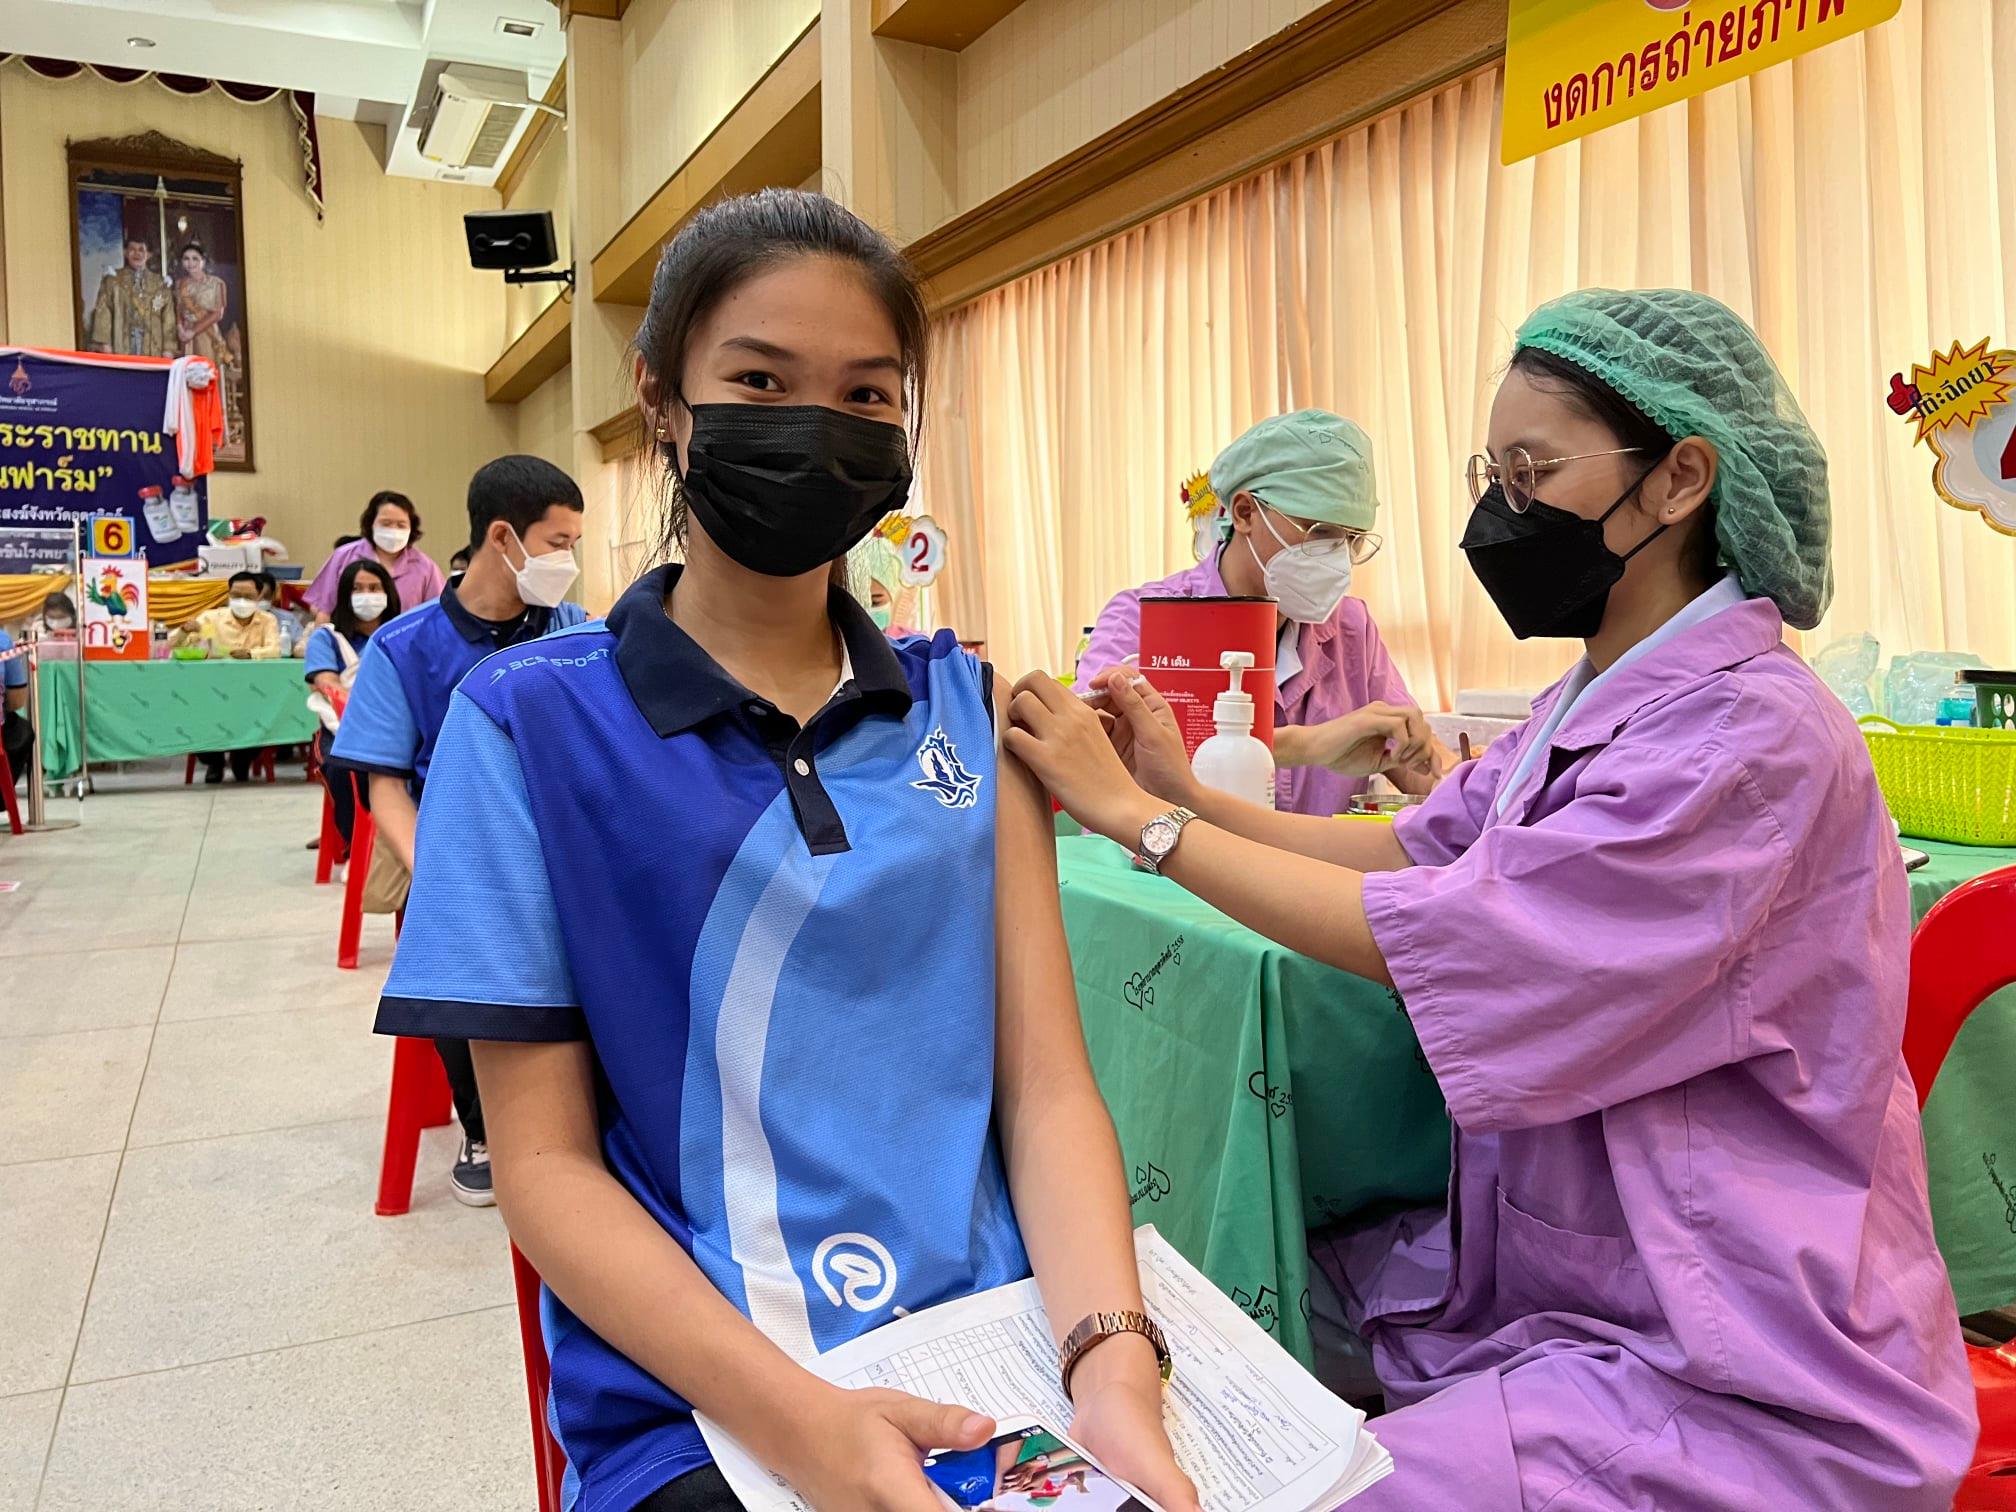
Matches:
[333,454,588,1205]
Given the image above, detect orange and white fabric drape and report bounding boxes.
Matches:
[921,0,2016,705]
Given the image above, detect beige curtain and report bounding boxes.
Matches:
[922,0,2016,705]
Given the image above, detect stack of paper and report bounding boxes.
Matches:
[702,1226,1393,1511]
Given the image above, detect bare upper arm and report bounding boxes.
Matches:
[991,673,1094,1112]
[469,1039,601,1171]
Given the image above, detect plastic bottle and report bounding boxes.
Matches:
[138,485,180,543]
[168,475,202,535]
[1192,651,1276,809]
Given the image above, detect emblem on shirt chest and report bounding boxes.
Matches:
[910,727,981,809]
[812,1231,898,1312]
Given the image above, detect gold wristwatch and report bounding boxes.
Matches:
[1058,1310,1174,1398]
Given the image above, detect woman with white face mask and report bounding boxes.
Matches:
[302,489,447,625]
[1075,409,1444,814]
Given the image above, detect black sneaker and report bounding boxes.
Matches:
[450,1138,495,1207]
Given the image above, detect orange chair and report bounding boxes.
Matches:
[374,1031,451,1217]
[511,1243,568,1512]
[1907,865,2016,1510]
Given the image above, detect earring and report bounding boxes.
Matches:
[654,424,668,441]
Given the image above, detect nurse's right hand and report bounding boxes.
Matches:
[780,1385,994,1510]
[1097,669,1202,810]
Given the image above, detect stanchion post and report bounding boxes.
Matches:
[71,520,90,802]
[20,647,76,834]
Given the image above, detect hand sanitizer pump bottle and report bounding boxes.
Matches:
[1191,651,1276,809]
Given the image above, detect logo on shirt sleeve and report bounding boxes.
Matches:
[910,727,981,809]
[812,1232,899,1312]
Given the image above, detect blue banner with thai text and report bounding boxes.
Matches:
[0,350,206,572]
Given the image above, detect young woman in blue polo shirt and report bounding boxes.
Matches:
[304,558,400,845]
[378,190,1197,1512]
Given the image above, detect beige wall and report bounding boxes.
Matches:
[0,68,515,571]
[502,124,571,348]
[952,0,1330,218]
[619,0,818,229]
[512,366,575,473]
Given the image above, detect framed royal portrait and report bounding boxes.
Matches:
[68,131,255,470]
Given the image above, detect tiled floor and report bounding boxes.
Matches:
[0,766,527,1510]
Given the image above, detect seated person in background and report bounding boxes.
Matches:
[447,546,471,583]
[0,624,29,789]
[304,490,446,624]
[305,560,400,846]
[859,535,917,636]
[332,454,587,1206]
[1076,410,1442,813]
[173,573,281,784]
[255,572,302,657]
[30,591,78,640]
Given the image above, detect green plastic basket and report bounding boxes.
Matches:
[1859,717,2016,846]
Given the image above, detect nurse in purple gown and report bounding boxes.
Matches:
[1004,288,1978,1510]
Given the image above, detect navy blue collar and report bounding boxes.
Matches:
[608,563,913,738]
[438,583,541,646]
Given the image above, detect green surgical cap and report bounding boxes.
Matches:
[1514,288,1832,630]
[1210,409,1379,535]
[859,535,904,595]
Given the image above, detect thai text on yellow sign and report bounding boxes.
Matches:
[1501,0,1901,165]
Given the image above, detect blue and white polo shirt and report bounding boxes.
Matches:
[329,587,586,788]
[375,564,1028,1511]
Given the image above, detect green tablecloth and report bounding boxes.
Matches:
[1910,840,2016,1316]
[36,659,317,779]
[1059,836,1451,1367]
[1062,834,2016,1366]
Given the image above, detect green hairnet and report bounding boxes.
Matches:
[1513,288,1832,629]
[1210,409,1380,536]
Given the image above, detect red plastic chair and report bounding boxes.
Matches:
[374,1031,451,1217]
[183,748,278,784]
[511,1242,567,1512]
[337,809,377,969]
[0,742,22,837]
[1907,865,2016,1509]
[314,787,344,884]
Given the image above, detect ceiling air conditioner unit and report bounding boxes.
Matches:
[418,65,531,169]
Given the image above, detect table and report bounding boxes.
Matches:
[1058,836,1451,1367]
[1911,840,2016,1316]
[1061,835,2016,1368]
[36,659,317,780]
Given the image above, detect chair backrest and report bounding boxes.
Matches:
[510,1242,567,1512]
[1905,865,2016,1110]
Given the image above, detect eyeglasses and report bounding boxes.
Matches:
[1465,446,1644,514]
[1255,500,1384,565]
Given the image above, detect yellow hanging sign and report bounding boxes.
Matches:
[1501,0,1901,165]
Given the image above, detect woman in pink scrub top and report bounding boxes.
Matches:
[1009,289,1976,1508]
[1076,411,1438,816]
[303,490,446,622]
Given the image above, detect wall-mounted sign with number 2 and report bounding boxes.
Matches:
[900,514,948,587]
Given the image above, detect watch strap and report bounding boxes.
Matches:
[1058,1309,1173,1397]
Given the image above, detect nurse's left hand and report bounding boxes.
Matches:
[1006,673,1158,843]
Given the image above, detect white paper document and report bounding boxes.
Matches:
[700,1226,1392,1511]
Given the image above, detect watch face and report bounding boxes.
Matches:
[1142,817,1178,855]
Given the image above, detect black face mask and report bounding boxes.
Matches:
[1460,472,1665,640]
[675,403,912,578]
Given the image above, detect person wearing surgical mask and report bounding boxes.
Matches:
[332,454,587,1209]
[303,490,447,624]
[30,590,80,640]
[171,572,281,782]
[1076,410,1444,815]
